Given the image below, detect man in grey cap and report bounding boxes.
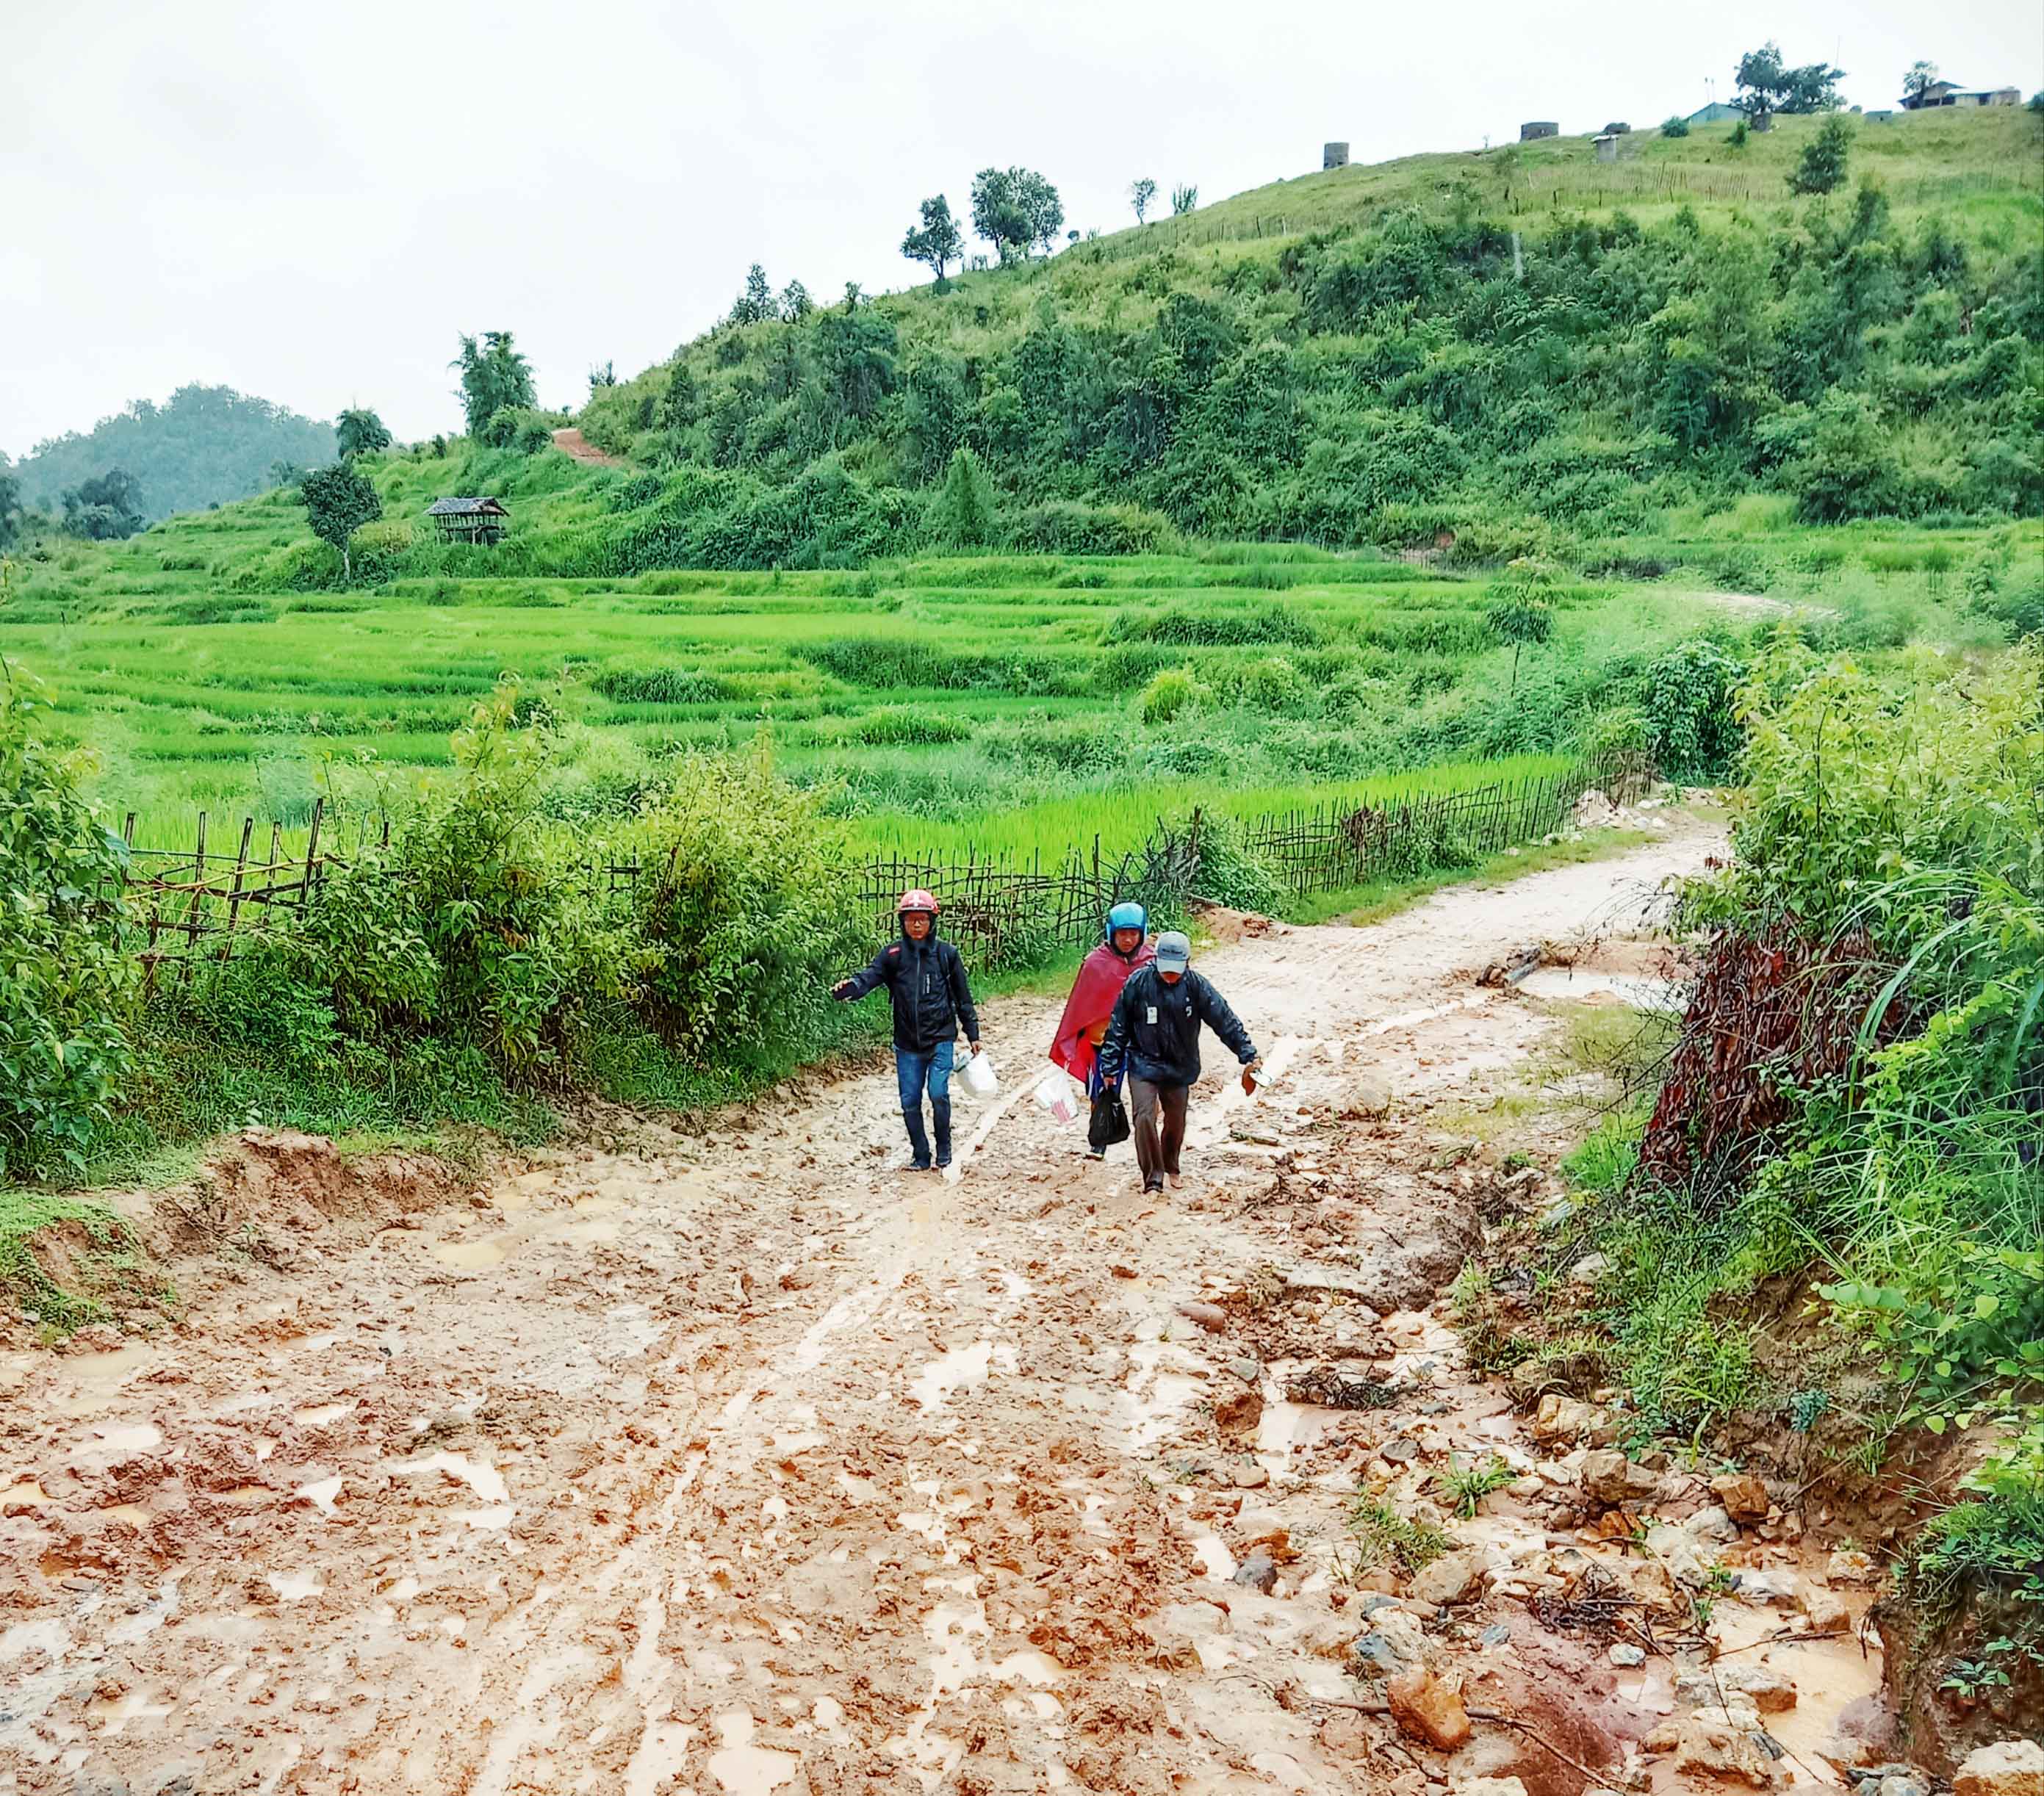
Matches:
[1097,930,1261,1194]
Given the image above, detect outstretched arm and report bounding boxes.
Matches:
[833,947,892,1002]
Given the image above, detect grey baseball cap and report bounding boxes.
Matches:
[1154,930,1192,971]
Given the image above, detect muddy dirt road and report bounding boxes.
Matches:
[4,818,1885,1795]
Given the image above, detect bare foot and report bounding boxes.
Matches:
[1166,1172,1183,1189]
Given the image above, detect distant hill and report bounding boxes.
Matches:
[12,385,337,524]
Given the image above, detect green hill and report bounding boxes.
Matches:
[10,384,337,525]
[570,105,2041,561]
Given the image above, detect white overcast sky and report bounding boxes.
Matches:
[4,0,2040,457]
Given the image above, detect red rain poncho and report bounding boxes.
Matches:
[1050,939,1155,1086]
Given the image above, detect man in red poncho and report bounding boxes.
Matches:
[1051,901,1154,1158]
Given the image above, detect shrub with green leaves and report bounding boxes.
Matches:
[1187,809,1287,914]
[627,746,865,1059]
[1639,638,1745,782]
[0,673,134,1175]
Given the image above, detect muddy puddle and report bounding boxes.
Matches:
[1518,964,1683,1009]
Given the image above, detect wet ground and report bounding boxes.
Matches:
[1,815,1892,1794]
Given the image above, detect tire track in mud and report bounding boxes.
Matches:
[0,825,1721,1795]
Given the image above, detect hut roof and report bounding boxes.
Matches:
[425,496,509,517]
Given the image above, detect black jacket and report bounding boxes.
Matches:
[1099,964,1257,1089]
[839,928,980,1054]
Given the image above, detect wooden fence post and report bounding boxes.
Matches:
[301,797,325,912]
[219,817,255,966]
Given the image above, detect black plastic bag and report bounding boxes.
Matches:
[1089,1089,1131,1153]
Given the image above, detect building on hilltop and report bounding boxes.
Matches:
[1685,101,1741,126]
[1519,120,1558,141]
[426,496,509,545]
[1593,133,1620,162]
[1903,80,2020,108]
[1323,142,1350,169]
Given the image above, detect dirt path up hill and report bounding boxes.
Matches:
[3,815,1896,1796]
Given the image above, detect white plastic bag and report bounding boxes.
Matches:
[960,1050,998,1099]
[1033,1068,1079,1124]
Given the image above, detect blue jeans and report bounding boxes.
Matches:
[896,1042,955,1166]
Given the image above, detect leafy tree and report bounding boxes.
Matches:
[337,407,392,460]
[299,462,382,582]
[1901,61,1938,107]
[1170,184,1198,216]
[1661,115,1691,137]
[901,195,964,283]
[780,280,813,322]
[728,264,775,327]
[60,469,145,541]
[451,332,536,438]
[0,465,21,550]
[1129,177,1157,225]
[269,458,305,488]
[933,447,998,547]
[1789,115,1854,195]
[1733,40,1845,123]
[587,361,617,392]
[1484,560,1555,696]
[972,167,1061,264]
[1018,170,1065,256]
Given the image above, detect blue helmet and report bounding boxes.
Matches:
[1105,901,1148,944]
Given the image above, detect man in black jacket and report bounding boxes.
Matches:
[832,889,982,1172]
[1098,930,1259,1195]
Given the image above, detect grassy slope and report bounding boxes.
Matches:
[589,105,2041,422]
[7,436,1759,844]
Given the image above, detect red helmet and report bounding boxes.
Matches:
[896,888,940,915]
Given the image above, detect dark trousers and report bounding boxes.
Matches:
[1128,1077,1189,1188]
[896,1042,955,1166]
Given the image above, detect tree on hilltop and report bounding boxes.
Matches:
[1733,41,1845,124]
[1129,178,1157,225]
[1170,183,1198,216]
[1901,61,1938,107]
[337,408,392,460]
[901,195,964,284]
[1018,170,1065,256]
[728,264,776,327]
[780,279,813,322]
[300,462,381,583]
[451,333,535,438]
[971,167,1062,264]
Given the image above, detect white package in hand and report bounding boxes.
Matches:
[960,1051,998,1099]
[1033,1069,1079,1124]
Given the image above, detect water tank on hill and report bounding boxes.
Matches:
[1323,142,1350,169]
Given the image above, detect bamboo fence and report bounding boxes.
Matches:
[116,748,1652,980]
